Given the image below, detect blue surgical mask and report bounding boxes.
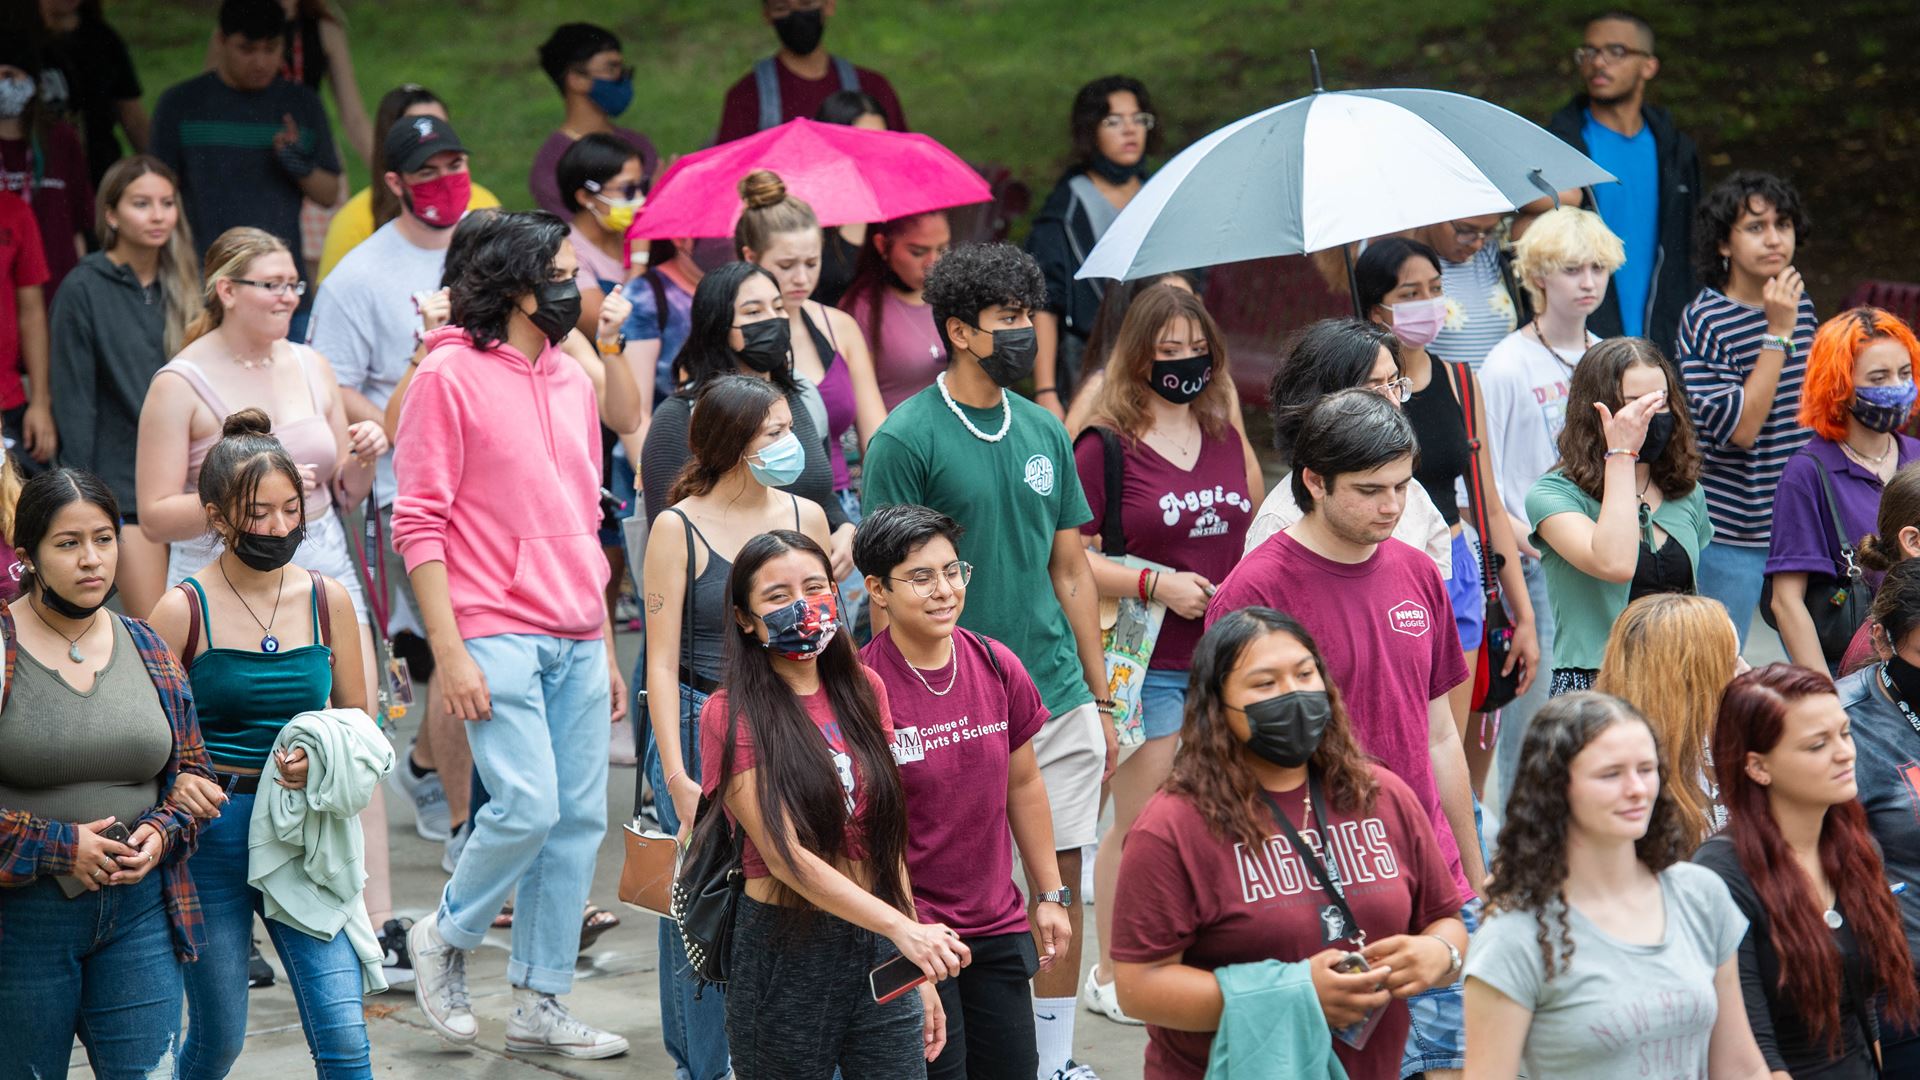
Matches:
[747,430,806,487]
[1852,382,1918,434]
[588,74,634,118]
[0,76,33,120]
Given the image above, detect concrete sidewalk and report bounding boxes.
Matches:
[71,628,1150,1078]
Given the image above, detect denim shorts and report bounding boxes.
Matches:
[1139,667,1188,741]
[1400,897,1481,1077]
[1446,528,1486,653]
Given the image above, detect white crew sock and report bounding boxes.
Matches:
[1033,994,1076,1078]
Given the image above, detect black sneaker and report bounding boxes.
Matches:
[380,917,417,988]
[248,939,275,988]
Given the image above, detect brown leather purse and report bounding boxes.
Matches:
[618,822,679,918]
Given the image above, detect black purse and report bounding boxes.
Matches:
[1759,463,1871,665]
[1446,361,1521,712]
[669,786,744,990]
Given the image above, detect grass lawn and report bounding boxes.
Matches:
[120,0,1918,301]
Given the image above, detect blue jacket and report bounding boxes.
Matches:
[1205,960,1349,1080]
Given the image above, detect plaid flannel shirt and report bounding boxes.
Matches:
[0,606,215,961]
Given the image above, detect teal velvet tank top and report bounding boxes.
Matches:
[181,574,334,771]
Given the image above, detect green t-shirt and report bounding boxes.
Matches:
[862,385,1094,716]
[1526,470,1715,671]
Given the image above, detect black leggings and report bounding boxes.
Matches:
[927,930,1039,1080]
[726,894,926,1079]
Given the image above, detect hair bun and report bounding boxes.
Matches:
[738,169,788,210]
[222,407,274,439]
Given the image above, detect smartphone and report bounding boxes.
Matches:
[869,952,927,1005]
[101,822,131,845]
[1330,951,1388,1051]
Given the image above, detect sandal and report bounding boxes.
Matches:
[493,901,514,929]
[580,903,620,952]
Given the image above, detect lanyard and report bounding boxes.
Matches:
[1259,770,1365,950]
[1878,663,1920,739]
[355,493,390,636]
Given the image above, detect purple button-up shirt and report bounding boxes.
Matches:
[1766,434,1920,588]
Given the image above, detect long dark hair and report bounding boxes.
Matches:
[838,211,946,352]
[13,469,120,595]
[1484,692,1694,978]
[1555,337,1701,500]
[668,376,785,503]
[1267,318,1402,463]
[1714,665,1920,1048]
[675,262,796,397]
[1354,237,1444,318]
[1164,608,1379,851]
[198,408,305,544]
[1078,271,1200,382]
[712,531,911,915]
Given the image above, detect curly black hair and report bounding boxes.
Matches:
[447,210,569,352]
[922,243,1047,359]
[1692,170,1811,290]
[1484,691,1694,979]
[1070,75,1162,165]
[1266,318,1402,461]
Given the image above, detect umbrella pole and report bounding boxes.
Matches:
[1343,243,1363,318]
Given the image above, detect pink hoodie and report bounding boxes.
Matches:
[392,326,608,640]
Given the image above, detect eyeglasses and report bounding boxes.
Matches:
[1099,112,1157,132]
[1574,43,1651,64]
[231,278,308,298]
[889,561,973,597]
[765,0,825,16]
[585,178,645,202]
[1367,376,1414,403]
[1451,221,1503,246]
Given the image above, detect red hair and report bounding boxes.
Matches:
[1798,307,1920,441]
[1713,664,1920,1050]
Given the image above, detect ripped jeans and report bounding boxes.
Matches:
[0,873,184,1079]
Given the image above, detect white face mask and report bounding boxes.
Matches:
[0,76,35,120]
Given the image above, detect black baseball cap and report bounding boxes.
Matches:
[384,114,468,175]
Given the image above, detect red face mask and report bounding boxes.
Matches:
[405,171,471,229]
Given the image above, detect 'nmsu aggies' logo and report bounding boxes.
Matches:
[1024,454,1055,496]
[1388,600,1431,638]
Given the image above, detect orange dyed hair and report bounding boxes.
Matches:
[1798,307,1920,441]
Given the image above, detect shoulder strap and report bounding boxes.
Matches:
[646,269,669,339]
[651,507,700,820]
[179,579,208,662]
[1811,463,1863,583]
[1446,362,1500,596]
[789,492,802,530]
[832,56,860,93]
[752,57,781,131]
[1,600,14,713]
[161,358,233,418]
[1092,426,1127,558]
[967,629,1006,684]
[308,569,333,649]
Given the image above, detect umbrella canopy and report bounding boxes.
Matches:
[1077,88,1615,282]
[627,118,991,240]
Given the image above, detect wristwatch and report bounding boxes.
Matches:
[1428,934,1463,983]
[1037,887,1073,908]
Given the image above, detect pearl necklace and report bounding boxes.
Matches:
[937,372,1011,443]
[905,640,959,697]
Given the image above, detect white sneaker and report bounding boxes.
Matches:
[441,820,470,876]
[505,991,630,1059]
[1081,842,1097,905]
[1082,965,1142,1026]
[1048,1060,1102,1080]
[408,913,477,1044]
[387,743,452,842]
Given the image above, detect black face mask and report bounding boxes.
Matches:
[1887,654,1920,710]
[234,524,306,573]
[1237,690,1333,768]
[1088,153,1147,185]
[37,578,116,620]
[1150,353,1213,404]
[772,9,826,55]
[970,326,1038,388]
[528,279,582,346]
[1638,411,1676,463]
[736,318,792,374]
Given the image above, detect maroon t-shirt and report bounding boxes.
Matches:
[0,122,93,301]
[1074,426,1253,670]
[1111,766,1462,1080]
[700,665,894,879]
[1207,531,1472,898]
[861,628,1048,937]
[0,191,49,410]
[715,57,909,144]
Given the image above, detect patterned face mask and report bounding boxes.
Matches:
[756,593,839,660]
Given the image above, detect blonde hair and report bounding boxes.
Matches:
[1594,593,1736,845]
[733,169,819,260]
[182,227,291,347]
[97,155,204,355]
[0,447,21,543]
[1513,206,1626,311]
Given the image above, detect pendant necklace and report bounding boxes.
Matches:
[27,594,96,663]
[938,372,1011,443]
[223,560,287,653]
[906,640,959,697]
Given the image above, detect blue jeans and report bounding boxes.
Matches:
[1486,553,1556,848]
[0,874,182,1080]
[1139,667,1188,741]
[1400,899,1481,1078]
[1697,540,1769,650]
[440,633,610,994]
[644,682,731,1080]
[835,488,870,644]
[182,791,371,1079]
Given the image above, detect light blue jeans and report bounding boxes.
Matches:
[438,633,611,994]
[1487,553,1555,847]
[182,791,371,1079]
[1697,540,1770,650]
[643,682,731,1080]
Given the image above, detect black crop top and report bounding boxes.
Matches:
[1402,360,1474,527]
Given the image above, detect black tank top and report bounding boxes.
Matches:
[1402,359,1474,527]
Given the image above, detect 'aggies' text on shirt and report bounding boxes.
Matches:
[1233,817,1402,904]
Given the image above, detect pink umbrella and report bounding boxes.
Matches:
[625,118,991,240]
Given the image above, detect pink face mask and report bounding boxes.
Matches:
[405,171,471,229]
[1388,296,1449,349]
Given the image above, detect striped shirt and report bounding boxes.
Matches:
[1676,287,1819,547]
[1431,244,1520,370]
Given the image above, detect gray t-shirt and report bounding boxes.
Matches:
[1465,861,1747,1080]
[307,220,448,505]
[1835,665,1920,955]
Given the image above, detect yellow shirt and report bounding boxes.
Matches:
[316,182,503,282]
